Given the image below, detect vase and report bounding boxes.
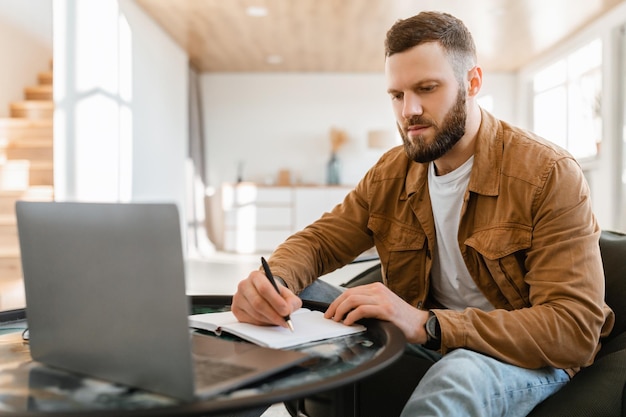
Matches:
[326,152,341,185]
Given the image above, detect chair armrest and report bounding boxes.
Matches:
[342,263,383,288]
[527,332,626,417]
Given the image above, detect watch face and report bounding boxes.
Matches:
[426,317,433,336]
[426,315,438,339]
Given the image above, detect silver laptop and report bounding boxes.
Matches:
[15,201,308,402]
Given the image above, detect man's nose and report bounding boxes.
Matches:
[402,94,423,119]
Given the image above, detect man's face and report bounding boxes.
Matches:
[385,42,467,163]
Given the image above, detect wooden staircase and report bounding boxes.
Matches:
[0,63,54,310]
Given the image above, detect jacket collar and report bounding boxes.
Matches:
[468,109,501,197]
[403,158,427,200]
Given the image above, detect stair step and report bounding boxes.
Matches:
[0,276,26,310]
[0,187,54,215]
[24,85,53,100]
[10,101,54,119]
[21,185,54,200]
[1,138,53,148]
[0,215,18,251]
[0,214,16,225]
[0,190,24,216]
[28,161,53,186]
[0,190,23,215]
[4,139,53,162]
[38,71,53,85]
[0,118,53,140]
[0,248,22,282]
[1,161,54,187]
[0,161,30,190]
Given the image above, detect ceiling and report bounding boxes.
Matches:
[135,0,625,73]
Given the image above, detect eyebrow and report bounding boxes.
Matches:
[387,79,441,94]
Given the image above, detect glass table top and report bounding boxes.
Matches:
[0,298,405,416]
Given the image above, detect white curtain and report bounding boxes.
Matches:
[187,66,219,256]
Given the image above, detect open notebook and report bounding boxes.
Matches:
[15,201,309,402]
[190,308,366,349]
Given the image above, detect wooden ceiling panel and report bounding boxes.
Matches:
[135,0,626,73]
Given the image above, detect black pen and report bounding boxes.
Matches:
[260,257,294,332]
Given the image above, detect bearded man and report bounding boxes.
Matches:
[231,11,613,417]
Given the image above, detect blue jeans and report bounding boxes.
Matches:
[401,345,569,417]
[301,280,570,417]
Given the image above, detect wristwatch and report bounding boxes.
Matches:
[424,311,441,350]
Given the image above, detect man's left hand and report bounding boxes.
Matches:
[324,282,429,344]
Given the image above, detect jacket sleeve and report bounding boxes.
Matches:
[437,156,613,370]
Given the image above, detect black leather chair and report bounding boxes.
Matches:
[528,230,626,417]
[286,230,626,417]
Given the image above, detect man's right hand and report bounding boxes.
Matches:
[231,270,302,328]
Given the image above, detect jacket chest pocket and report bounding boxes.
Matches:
[368,215,428,305]
[465,226,531,309]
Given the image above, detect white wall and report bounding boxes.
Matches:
[52,0,190,249]
[202,73,394,187]
[201,71,516,188]
[479,72,518,125]
[53,0,188,216]
[0,0,52,117]
[119,0,188,208]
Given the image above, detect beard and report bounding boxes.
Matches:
[398,89,467,163]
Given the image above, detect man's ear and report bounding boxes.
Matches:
[467,65,483,97]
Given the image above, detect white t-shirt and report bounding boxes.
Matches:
[428,156,493,311]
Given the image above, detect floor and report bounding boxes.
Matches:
[185,251,379,417]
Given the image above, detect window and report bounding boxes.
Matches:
[532,39,602,160]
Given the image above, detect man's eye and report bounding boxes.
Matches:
[419,85,436,93]
[390,92,403,100]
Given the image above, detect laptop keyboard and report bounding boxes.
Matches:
[194,357,254,386]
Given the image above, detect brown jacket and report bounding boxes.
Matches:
[269,109,614,374]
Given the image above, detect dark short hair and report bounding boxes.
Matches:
[385,11,477,80]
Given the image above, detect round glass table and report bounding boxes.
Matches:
[0,296,405,416]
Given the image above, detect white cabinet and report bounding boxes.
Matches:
[222,184,293,253]
[294,187,351,231]
[221,183,352,253]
